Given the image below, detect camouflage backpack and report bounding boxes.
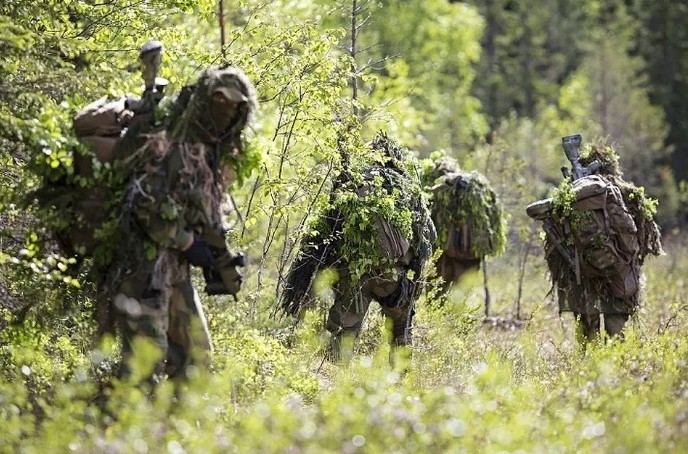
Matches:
[430,169,506,262]
[29,42,170,261]
[527,174,640,299]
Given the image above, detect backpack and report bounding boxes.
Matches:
[528,175,640,299]
[353,174,412,264]
[432,171,502,261]
[72,96,129,177]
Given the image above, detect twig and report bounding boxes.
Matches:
[515,237,533,320]
[218,0,226,59]
[482,259,490,317]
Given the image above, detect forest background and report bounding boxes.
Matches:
[2,0,688,452]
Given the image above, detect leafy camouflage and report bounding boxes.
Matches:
[279,133,434,340]
[427,156,507,260]
[530,142,662,318]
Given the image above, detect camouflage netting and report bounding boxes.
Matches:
[279,132,433,317]
[428,157,507,259]
[541,142,662,314]
[123,131,224,219]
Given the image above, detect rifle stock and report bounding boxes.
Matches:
[126,40,168,116]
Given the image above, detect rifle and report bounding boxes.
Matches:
[125,40,169,117]
[560,133,600,181]
[203,248,245,296]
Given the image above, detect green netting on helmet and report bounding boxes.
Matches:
[430,168,507,258]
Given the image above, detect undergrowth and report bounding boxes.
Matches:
[1,239,687,453]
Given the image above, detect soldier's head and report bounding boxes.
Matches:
[420,153,460,188]
[433,155,459,175]
[171,65,257,156]
[580,142,622,177]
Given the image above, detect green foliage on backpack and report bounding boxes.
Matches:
[334,167,418,281]
[423,153,507,259]
[441,173,506,258]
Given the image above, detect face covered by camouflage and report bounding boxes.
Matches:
[170,66,257,156]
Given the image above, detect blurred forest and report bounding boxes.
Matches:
[2,0,686,303]
[2,1,688,452]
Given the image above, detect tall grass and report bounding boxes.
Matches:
[1,236,687,453]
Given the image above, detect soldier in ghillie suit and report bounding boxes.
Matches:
[527,135,662,343]
[279,132,435,360]
[422,154,506,291]
[109,65,257,380]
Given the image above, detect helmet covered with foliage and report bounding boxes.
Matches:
[421,154,461,188]
[369,130,407,169]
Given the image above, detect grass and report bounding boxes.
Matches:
[1,235,687,453]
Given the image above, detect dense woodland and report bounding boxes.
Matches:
[2,1,688,452]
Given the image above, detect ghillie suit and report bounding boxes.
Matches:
[527,136,662,342]
[424,156,507,290]
[109,65,257,380]
[279,132,435,359]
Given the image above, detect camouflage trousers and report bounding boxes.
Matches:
[574,312,629,343]
[113,253,212,380]
[325,267,414,355]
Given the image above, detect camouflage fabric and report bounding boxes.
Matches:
[280,132,434,358]
[113,251,212,378]
[325,263,416,350]
[110,66,256,380]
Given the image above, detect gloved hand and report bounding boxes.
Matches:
[180,238,215,268]
[204,250,246,296]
